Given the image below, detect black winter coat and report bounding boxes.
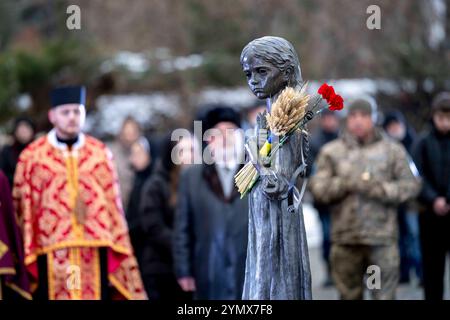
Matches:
[413,125,450,207]
[131,164,175,276]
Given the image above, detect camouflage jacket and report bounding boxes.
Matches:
[310,128,421,245]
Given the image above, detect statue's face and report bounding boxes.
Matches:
[242,54,287,99]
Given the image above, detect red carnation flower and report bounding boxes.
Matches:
[318,83,344,111]
[329,94,344,111]
[318,83,336,102]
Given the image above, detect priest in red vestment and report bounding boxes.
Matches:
[13,86,146,300]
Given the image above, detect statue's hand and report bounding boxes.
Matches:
[261,171,289,200]
[246,137,259,163]
[256,111,269,149]
[256,111,268,131]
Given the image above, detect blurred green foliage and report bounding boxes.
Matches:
[0,39,99,126]
[0,0,448,131]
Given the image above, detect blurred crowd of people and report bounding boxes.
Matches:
[1,87,450,300]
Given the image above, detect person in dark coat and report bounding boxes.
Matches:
[413,92,450,300]
[0,117,36,187]
[173,106,249,300]
[383,111,422,284]
[132,133,199,300]
[129,136,198,300]
[126,137,153,231]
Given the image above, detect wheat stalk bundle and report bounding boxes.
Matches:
[235,85,310,198]
[266,86,310,136]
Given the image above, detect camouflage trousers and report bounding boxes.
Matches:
[330,243,400,300]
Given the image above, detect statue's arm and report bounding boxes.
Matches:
[260,131,307,200]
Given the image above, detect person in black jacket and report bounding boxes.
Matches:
[133,134,199,300]
[383,111,422,284]
[413,92,450,300]
[0,117,36,187]
[126,136,153,230]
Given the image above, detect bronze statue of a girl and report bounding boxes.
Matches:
[240,36,312,300]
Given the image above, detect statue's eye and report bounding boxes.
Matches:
[258,68,267,75]
[244,71,251,78]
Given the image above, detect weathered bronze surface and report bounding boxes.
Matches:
[241,36,312,300]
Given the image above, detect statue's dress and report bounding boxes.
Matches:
[242,125,312,300]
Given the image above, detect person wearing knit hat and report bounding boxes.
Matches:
[347,96,378,123]
[430,92,450,136]
[342,96,379,145]
[412,91,450,300]
[431,92,450,115]
[310,94,421,300]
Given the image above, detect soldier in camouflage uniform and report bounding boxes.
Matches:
[310,98,421,300]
